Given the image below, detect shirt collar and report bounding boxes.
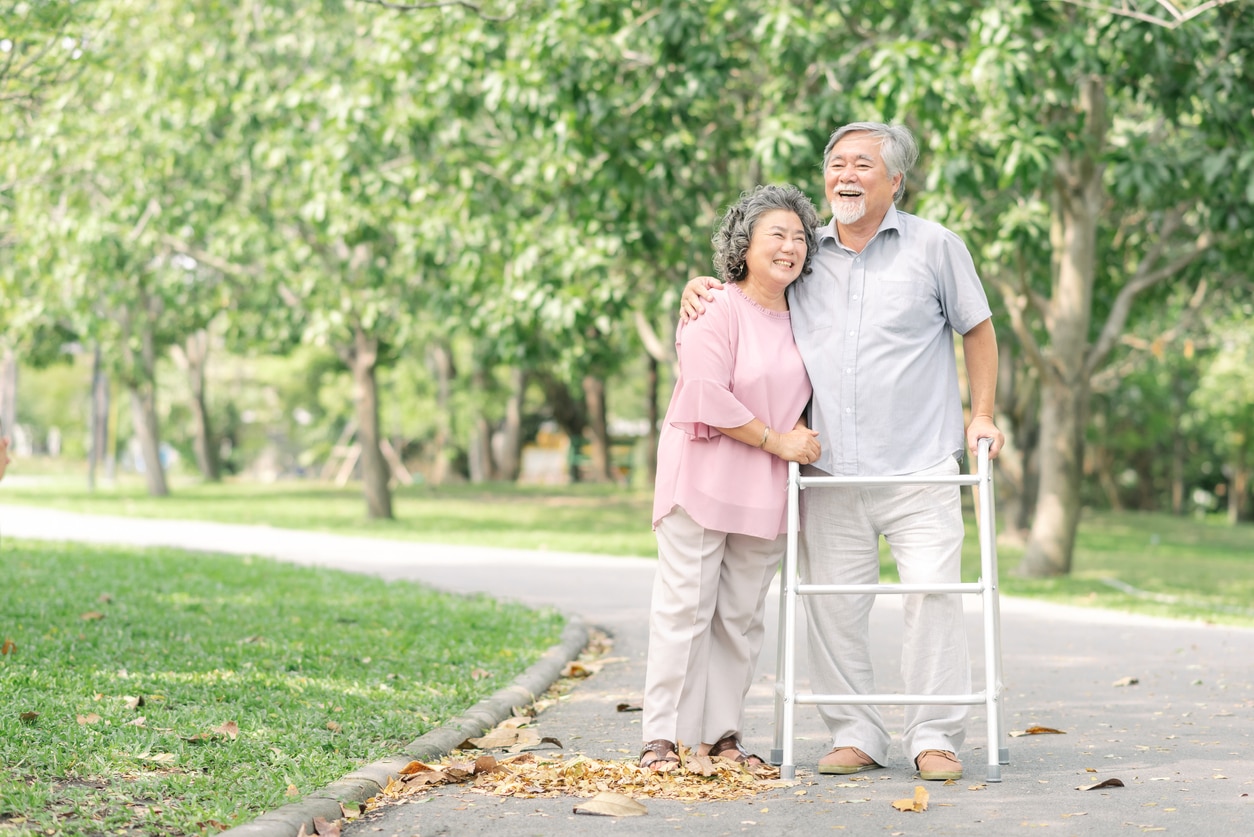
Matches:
[817,205,903,251]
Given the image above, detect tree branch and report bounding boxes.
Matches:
[352,0,513,22]
[1054,0,1239,29]
[1085,223,1215,377]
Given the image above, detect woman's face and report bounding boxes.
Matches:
[745,209,807,287]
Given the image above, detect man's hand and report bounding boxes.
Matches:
[965,415,1004,460]
[680,276,725,322]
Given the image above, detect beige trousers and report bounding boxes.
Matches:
[799,457,970,764]
[642,507,782,750]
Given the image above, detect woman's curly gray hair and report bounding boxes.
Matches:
[712,184,821,284]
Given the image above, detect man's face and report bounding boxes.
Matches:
[823,132,902,227]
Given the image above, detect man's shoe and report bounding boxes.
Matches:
[915,749,962,781]
[817,746,882,775]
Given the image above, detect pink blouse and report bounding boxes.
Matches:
[652,283,813,539]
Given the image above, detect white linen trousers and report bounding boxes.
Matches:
[798,456,971,764]
[642,506,782,750]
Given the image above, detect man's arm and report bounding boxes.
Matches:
[680,276,726,321]
[961,318,1005,459]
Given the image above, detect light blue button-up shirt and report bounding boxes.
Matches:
[788,206,992,476]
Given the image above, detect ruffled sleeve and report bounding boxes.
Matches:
[665,299,754,439]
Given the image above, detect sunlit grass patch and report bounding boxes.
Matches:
[0,540,563,836]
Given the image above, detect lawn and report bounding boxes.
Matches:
[0,539,563,836]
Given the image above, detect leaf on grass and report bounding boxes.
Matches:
[144,753,177,764]
[1112,676,1139,687]
[573,792,648,817]
[326,721,342,733]
[1078,778,1125,791]
[124,696,145,711]
[78,713,103,725]
[80,611,106,621]
[1,638,15,655]
[891,786,929,812]
[286,784,300,797]
[616,701,642,712]
[126,717,146,727]
[19,712,39,724]
[1011,725,1066,737]
[186,722,239,743]
[470,668,491,680]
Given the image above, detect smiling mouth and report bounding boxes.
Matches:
[836,190,864,198]
[773,259,796,269]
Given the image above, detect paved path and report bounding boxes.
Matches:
[5,505,1253,836]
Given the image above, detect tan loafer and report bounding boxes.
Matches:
[915,749,962,781]
[817,746,882,775]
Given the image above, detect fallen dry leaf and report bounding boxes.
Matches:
[124,696,145,711]
[1011,725,1066,737]
[19,712,39,724]
[286,784,300,797]
[126,717,146,728]
[326,721,342,733]
[213,721,239,740]
[80,611,106,621]
[1,638,15,655]
[311,816,340,836]
[470,668,491,680]
[77,713,103,725]
[573,792,648,817]
[1078,778,1125,791]
[891,786,929,812]
[1112,676,1139,687]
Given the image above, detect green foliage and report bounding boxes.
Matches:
[0,539,563,836]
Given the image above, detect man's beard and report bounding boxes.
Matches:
[831,197,867,225]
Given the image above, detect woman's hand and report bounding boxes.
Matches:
[766,427,821,465]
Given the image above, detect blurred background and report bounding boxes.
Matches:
[2,0,1251,578]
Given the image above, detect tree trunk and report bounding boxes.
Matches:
[346,326,392,519]
[428,342,454,486]
[128,379,169,497]
[0,349,16,447]
[582,373,612,483]
[172,329,221,482]
[468,366,494,483]
[88,344,110,491]
[644,355,659,487]
[498,366,525,481]
[1016,75,1105,578]
[120,307,169,497]
[1230,444,1249,525]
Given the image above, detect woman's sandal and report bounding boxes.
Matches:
[639,739,680,772]
[708,734,767,767]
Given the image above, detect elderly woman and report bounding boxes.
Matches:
[640,184,822,771]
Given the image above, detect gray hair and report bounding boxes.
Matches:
[712,184,821,284]
[822,122,919,204]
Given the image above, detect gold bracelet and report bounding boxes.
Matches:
[759,427,770,448]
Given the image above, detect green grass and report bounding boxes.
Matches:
[4,469,1251,626]
[0,541,564,836]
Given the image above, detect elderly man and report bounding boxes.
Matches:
[682,122,1004,781]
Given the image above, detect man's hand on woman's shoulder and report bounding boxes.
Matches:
[681,276,725,322]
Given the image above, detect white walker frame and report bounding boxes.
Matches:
[770,438,1010,781]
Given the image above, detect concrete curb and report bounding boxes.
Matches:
[220,616,592,836]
